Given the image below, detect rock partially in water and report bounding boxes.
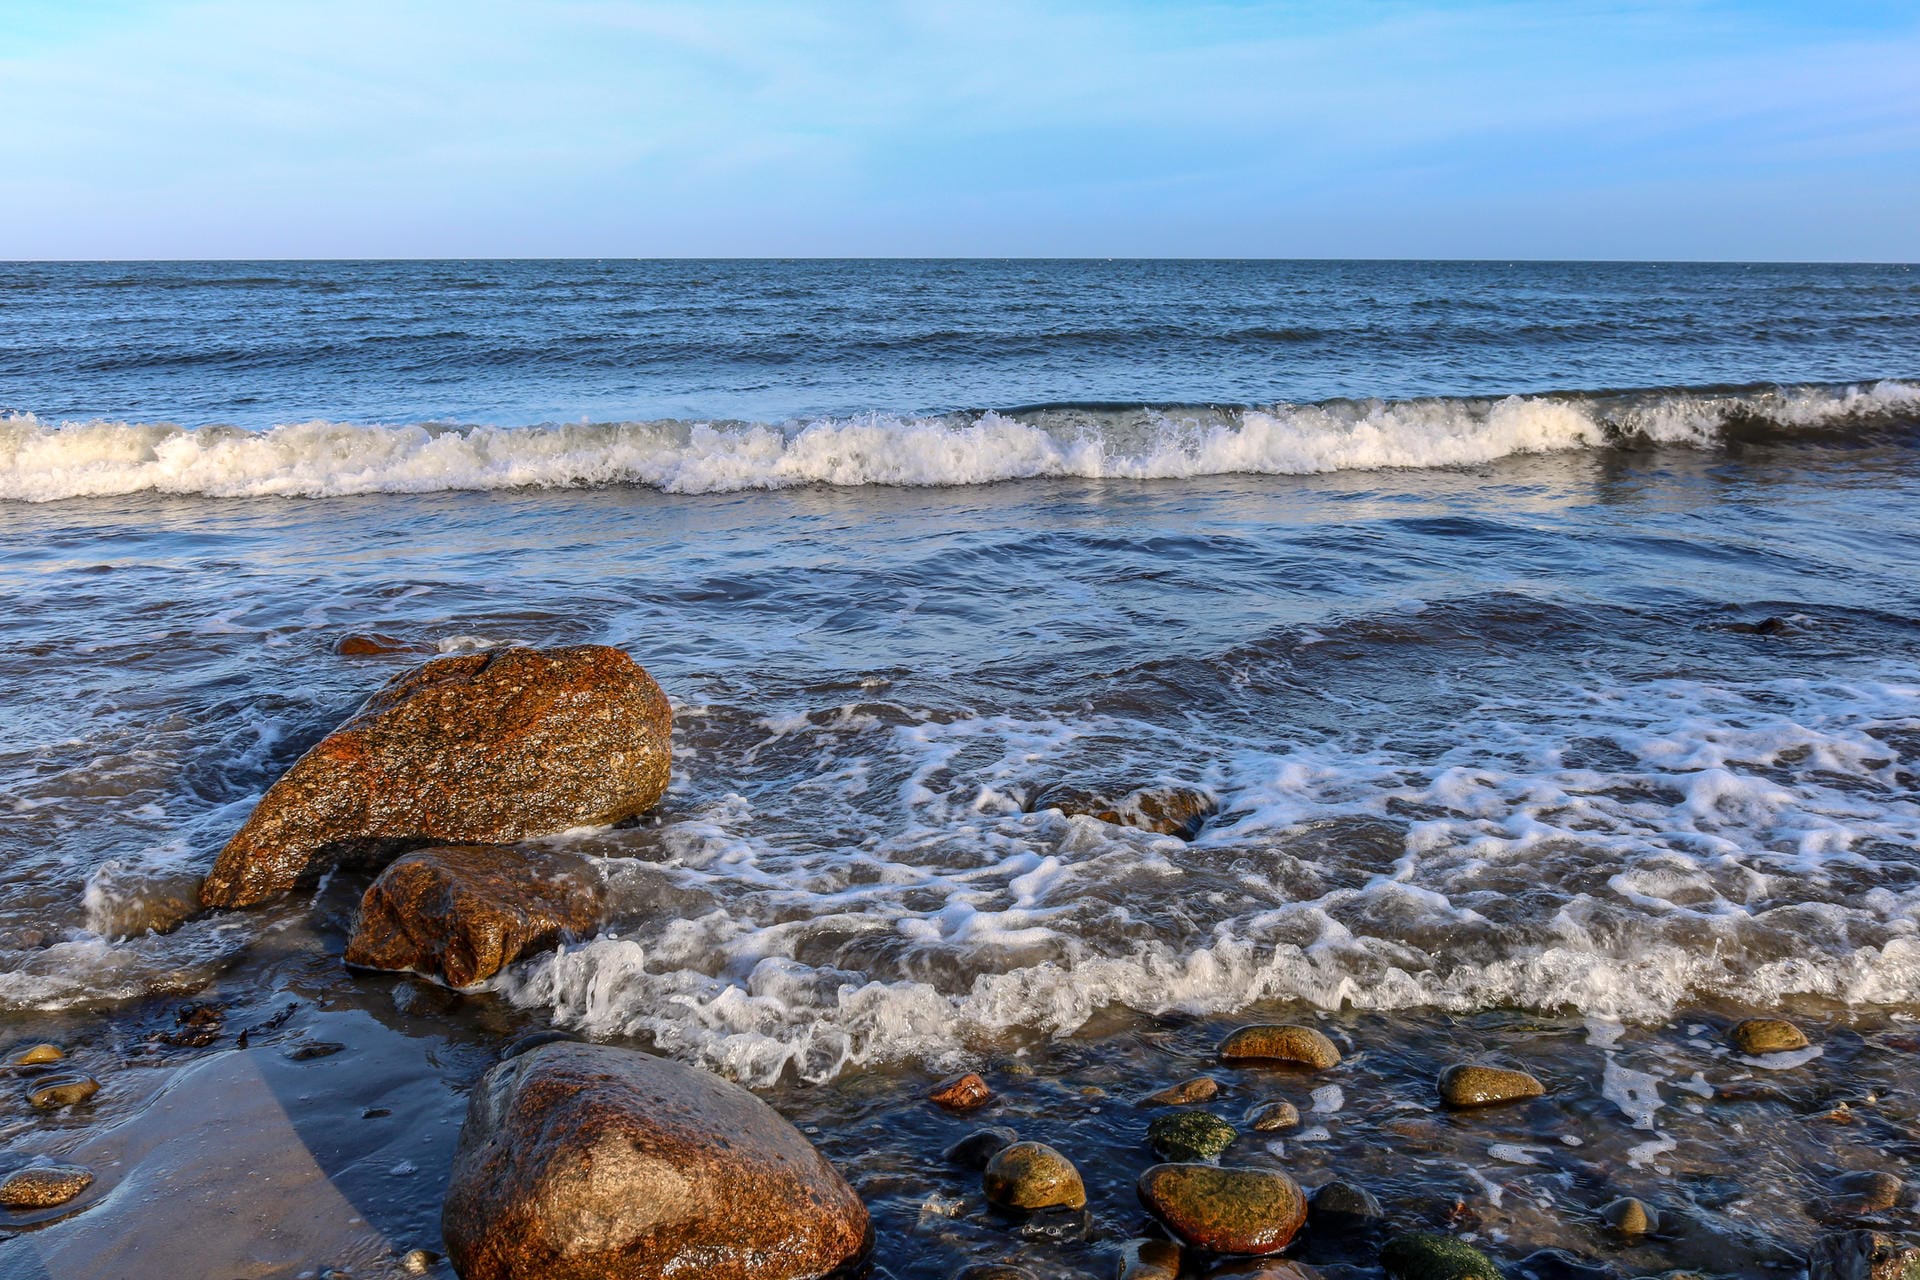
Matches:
[1437,1064,1544,1109]
[336,632,433,657]
[1514,1248,1622,1279]
[929,1072,993,1110]
[1600,1196,1656,1235]
[982,1142,1085,1211]
[1116,1237,1182,1279]
[1142,1075,1219,1106]
[1219,1025,1341,1070]
[1309,1180,1385,1237]
[1808,1230,1920,1280]
[1826,1171,1905,1217]
[1136,1163,1308,1256]
[1245,1100,1300,1131]
[399,1249,439,1275]
[500,1029,582,1061]
[0,1164,94,1209]
[1147,1110,1238,1162]
[26,1075,99,1110]
[1028,782,1215,840]
[10,1043,63,1067]
[1380,1232,1501,1280]
[201,646,673,908]
[1730,1017,1810,1055]
[344,844,606,988]
[944,1126,1019,1170]
[441,1041,869,1280]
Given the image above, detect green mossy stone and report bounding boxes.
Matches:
[1381,1231,1502,1280]
[1148,1109,1238,1162]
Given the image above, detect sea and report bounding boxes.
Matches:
[2,259,1919,1278]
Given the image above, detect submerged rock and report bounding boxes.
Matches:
[1116,1237,1182,1279]
[201,646,672,908]
[1245,1100,1301,1131]
[1142,1075,1219,1106]
[1808,1230,1920,1280]
[1148,1110,1238,1162]
[1730,1017,1810,1055]
[10,1043,64,1067]
[1028,782,1215,840]
[1309,1180,1385,1236]
[344,844,606,987]
[1136,1163,1308,1255]
[336,632,432,656]
[1219,1024,1342,1070]
[944,1126,1019,1170]
[1827,1171,1904,1217]
[26,1075,99,1110]
[1437,1064,1544,1109]
[0,1163,93,1209]
[1380,1232,1501,1280]
[982,1142,1085,1211]
[930,1072,993,1110]
[441,1041,869,1280]
[1600,1196,1656,1235]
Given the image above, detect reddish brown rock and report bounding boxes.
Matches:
[336,632,432,657]
[1142,1076,1220,1106]
[201,646,672,909]
[929,1072,992,1110]
[442,1042,869,1280]
[1219,1024,1342,1070]
[0,1163,93,1209]
[1136,1163,1308,1256]
[1028,782,1215,840]
[344,844,604,987]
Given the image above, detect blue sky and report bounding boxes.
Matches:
[2,0,1917,259]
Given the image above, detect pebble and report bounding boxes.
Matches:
[1218,1025,1342,1070]
[1147,1110,1238,1162]
[1731,1018,1810,1055]
[1141,1075,1219,1106]
[1601,1196,1656,1234]
[0,1164,94,1209]
[26,1074,99,1110]
[10,1044,64,1068]
[930,1073,993,1110]
[982,1142,1085,1211]
[1243,1099,1300,1131]
[1380,1231,1502,1280]
[1828,1170,1903,1216]
[1309,1179,1384,1235]
[1116,1237,1182,1280]
[944,1126,1019,1170]
[399,1249,438,1275]
[1136,1163,1308,1255]
[1437,1064,1544,1109]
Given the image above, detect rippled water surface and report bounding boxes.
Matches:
[2,260,1919,1276]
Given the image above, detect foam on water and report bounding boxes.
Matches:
[3,380,1915,501]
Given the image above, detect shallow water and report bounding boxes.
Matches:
[2,260,1919,1275]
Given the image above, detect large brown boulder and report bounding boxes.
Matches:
[442,1042,870,1280]
[200,646,671,908]
[344,845,606,987]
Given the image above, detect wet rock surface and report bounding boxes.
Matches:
[944,1126,1019,1170]
[1380,1231,1502,1280]
[1135,1163,1308,1255]
[1142,1075,1219,1106]
[201,645,673,908]
[930,1072,994,1110]
[1245,1100,1301,1131]
[1437,1064,1545,1109]
[982,1142,1086,1211]
[0,1164,93,1209]
[1219,1025,1342,1069]
[1027,782,1215,840]
[344,843,606,987]
[1116,1237,1182,1279]
[440,1041,869,1280]
[1147,1109,1238,1162]
[25,1074,99,1110]
[1732,1017,1811,1055]
[1808,1230,1920,1280]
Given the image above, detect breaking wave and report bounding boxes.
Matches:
[3,380,1916,502]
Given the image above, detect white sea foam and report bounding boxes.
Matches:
[3,380,1915,501]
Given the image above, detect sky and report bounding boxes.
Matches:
[1,0,1917,260]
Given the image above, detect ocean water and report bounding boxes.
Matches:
[4,259,1920,1276]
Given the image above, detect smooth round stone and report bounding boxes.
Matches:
[0,1163,94,1209]
[1148,1110,1238,1162]
[11,1043,64,1067]
[944,1126,1019,1170]
[1142,1075,1219,1106]
[1309,1180,1384,1235]
[1116,1237,1182,1280]
[1245,1100,1301,1132]
[1218,1025,1341,1070]
[26,1074,99,1110]
[930,1072,993,1110]
[1437,1064,1544,1109]
[1136,1163,1308,1255]
[1731,1018,1810,1055]
[1380,1231,1502,1280]
[1830,1170,1903,1215]
[1602,1196,1656,1234]
[982,1141,1086,1211]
